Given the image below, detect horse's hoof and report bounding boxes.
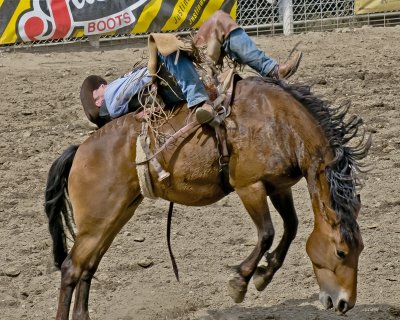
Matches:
[253,273,267,291]
[253,266,270,291]
[227,277,248,303]
[72,313,91,320]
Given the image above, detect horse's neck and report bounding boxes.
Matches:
[306,165,339,227]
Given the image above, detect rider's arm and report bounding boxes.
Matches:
[105,68,152,118]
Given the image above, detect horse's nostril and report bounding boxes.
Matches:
[326,296,333,309]
[338,299,348,313]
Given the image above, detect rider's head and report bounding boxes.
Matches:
[80,75,108,128]
[92,83,107,108]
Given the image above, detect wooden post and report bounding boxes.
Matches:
[280,0,293,35]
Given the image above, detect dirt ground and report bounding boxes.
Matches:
[0,25,399,320]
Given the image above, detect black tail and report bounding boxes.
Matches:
[45,145,79,269]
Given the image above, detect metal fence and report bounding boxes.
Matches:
[238,0,400,35]
[2,0,400,49]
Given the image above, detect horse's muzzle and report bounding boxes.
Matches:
[319,291,354,314]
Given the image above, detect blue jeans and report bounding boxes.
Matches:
[223,28,277,77]
[158,52,208,108]
[159,28,277,107]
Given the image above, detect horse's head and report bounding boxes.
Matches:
[306,198,363,314]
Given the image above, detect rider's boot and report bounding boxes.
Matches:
[195,102,221,127]
[268,51,303,80]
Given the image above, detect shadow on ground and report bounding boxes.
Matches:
[194,294,400,320]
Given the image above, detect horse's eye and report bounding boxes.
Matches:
[337,250,346,259]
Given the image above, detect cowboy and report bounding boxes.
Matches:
[81,10,302,128]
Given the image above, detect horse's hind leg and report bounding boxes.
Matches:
[56,192,143,320]
[70,239,115,320]
[229,181,275,303]
[57,242,98,320]
[253,188,298,291]
[56,255,79,320]
[72,195,143,320]
[57,236,117,319]
[72,268,94,320]
[57,243,101,320]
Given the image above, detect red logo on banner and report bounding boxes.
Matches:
[18,0,148,42]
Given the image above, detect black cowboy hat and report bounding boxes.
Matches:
[80,75,109,128]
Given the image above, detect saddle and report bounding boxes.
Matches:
[135,68,240,198]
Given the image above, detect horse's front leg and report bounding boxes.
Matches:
[229,181,275,303]
[253,188,298,291]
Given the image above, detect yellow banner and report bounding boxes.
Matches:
[355,0,400,14]
[0,0,236,45]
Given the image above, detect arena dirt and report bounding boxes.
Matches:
[0,26,399,320]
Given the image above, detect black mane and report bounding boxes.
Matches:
[256,77,371,246]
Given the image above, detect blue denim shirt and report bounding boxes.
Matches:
[104,68,152,118]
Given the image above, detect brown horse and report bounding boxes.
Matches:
[45,77,370,320]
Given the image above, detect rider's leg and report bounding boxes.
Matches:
[196,10,301,80]
[223,28,302,80]
[158,52,208,108]
[158,52,219,126]
[222,28,277,77]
